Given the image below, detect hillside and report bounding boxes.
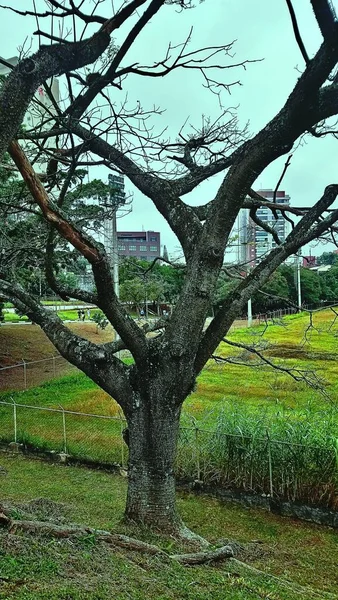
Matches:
[0,323,115,390]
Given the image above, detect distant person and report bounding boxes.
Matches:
[77,309,81,320]
[87,309,91,319]
[81,310,85,321]
[140,308,145,318]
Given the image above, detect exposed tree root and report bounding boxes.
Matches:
[1,511,335,596]
[171,545,233,565]
[175,523,211,548]
[1,514,231,565]
[8,520,165,555]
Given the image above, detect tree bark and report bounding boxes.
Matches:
[124,394,182,530]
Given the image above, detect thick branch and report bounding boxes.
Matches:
[0,279,132,408]
[8,140,148,361]
[195,184,338,372]
[0,23,113,158]
[9,141,101,264]
[67,0,166,121]
[71,122,202,256]
[311,0,337,39]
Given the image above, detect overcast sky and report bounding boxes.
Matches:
[1,0,338,258]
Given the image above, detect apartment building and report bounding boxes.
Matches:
[237,189,291,267]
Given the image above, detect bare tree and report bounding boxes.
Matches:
[1,0,338,534]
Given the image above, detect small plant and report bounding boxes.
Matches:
[91,311,108,334]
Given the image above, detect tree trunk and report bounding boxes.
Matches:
[125,398,181,531]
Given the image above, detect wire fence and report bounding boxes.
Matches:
[0,355,79,391]
[0,400,126,467]
[0,400,336,509]
[0,307,305,391]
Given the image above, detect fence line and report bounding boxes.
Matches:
[0,355,62,372]
[1,399,332,449]
[0,400,336,508]
[0,306,314,375]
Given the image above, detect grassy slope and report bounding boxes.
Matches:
[2,310,338,417]
[0,322,115,366]
[0,454,337,600]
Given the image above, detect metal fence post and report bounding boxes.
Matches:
[267,430,273,498]
[195,424,201,481]
[120,418,125,468]
[13,400,17,443]
[22,359,27,389]
[61,406,67,454]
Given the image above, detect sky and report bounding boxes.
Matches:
[1,0,338,259]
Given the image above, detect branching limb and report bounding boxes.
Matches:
[67,0,166,122]
[71,122,202,256]
[195,185,338,372]
[0,19,114,158]
[0,278,132,409]
[249,207,281,245]
[311,0,337,39]
[285,0,310,63]
[8,139,148,362]
[216,338,327,394]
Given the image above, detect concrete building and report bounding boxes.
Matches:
[303,255,317,268]
[237,189,291,267]
[117,230,161,261]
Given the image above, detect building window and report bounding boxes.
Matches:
[150,246,158,252]
[118,244,126,251]
[140,246,147,251]
[150,236,157,242]
[129,245,136,251]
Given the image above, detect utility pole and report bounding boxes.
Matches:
[297,251,302,310]
[107,175,126,347]
[111,204,119,299]
[247,296,253,327]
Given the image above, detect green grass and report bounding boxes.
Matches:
[1,310,338,507]
[3,308,96,323]
[0,454,337,599]
[3,312,29,322]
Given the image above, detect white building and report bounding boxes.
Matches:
[234,189,291,268]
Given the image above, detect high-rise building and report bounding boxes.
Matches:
[237,189,291,267]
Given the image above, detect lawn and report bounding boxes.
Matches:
[0,453,337,600]
[1,310,338,507]
[2,308,98,323]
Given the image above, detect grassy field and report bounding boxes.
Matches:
[2,310,337,418]
[0,453,337,600]
[2,308,98,323]
[0,322,115,389]
[1,310,338,507]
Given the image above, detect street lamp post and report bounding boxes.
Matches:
[107,174,126,299]
[107,175,126,348]
[297,251,302,310]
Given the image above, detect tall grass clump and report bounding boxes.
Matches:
[176,401,338,509]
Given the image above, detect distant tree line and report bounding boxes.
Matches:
[215,260,338,315]
[2,251,338,319]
